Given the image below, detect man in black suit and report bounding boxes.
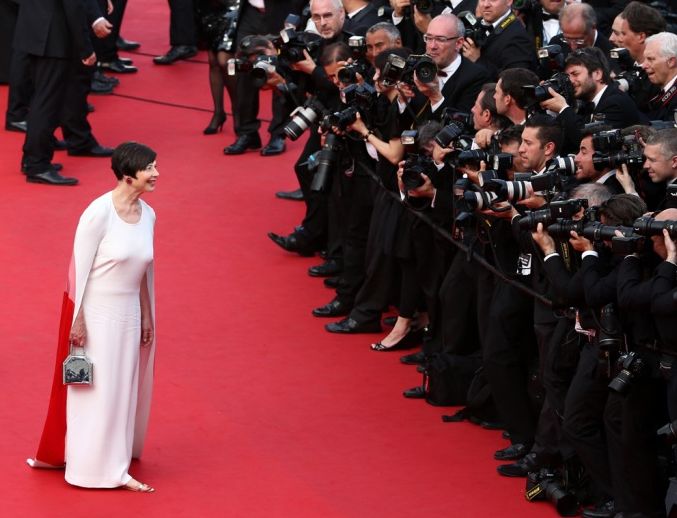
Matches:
[643,32,677,122]
[461,0,536,80]
[14,0,94,185]
[642,128,677,211]
[521,0,563,49]
[540,47,645,154]
[223,0,307,157]
[405,13,488,120]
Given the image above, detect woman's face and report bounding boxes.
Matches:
[131,161,159,192]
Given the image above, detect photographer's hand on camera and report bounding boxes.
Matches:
[663,228,677,265]
[389,0,411,18]
[617,163,638,195]
[413,72,443,107]
[532,222,557,255]
[473,128,495,150]
[539,87,568,114]
[413,5,432,34]
[291,49,318,76]
[461,37,481,63]
[569,230,594,253]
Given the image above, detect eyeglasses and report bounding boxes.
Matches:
[562,37,587,47]
[423,34,460,44]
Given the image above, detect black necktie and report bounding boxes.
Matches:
[578,101,595,119]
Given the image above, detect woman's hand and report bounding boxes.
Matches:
[69,312,87,347]
[141,313,154,347]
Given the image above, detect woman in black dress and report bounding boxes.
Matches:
[195,0,239,134]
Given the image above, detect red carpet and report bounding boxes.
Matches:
[0,3,558,516]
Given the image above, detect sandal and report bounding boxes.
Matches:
[124,479,155,493]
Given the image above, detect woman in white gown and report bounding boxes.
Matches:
[29,142,159,493]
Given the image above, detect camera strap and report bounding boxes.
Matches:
[491,13,517,38]
[649,83,677,110]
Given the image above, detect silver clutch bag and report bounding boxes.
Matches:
[63,344,93,385]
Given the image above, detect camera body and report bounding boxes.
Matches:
[536,45,566,80]
[522,72,575,106]
[402,154,436,190]
[321,83,377,132]
[337,36,370,85]
[457,11,490,48]
[275,29,323,63]
[525,469,579,517]
[381,53,438,87]
[608,351,646,395]
[518,198,588,230]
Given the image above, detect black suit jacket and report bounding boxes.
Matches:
[14,0,92,60]
[238,0,307,34]
[557,84,646,154]
[413,57,489,121]
[650,261,677,352]
[648,86,677,122]
[476,15,536,80]
[344,4,382,36]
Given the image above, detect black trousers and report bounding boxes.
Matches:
[483,279,538,446]
[61,62,98,152]
[561,343,614,501]
[23,55,70,174]
[168,0,196,46]
[6,48,32,124]
[0,0,16,83]
[93,0,128,62]
[234,4,289,138]
[604,362,667,517]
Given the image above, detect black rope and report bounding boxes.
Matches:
[353,159,553,306]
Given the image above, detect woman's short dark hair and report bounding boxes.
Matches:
[111,142,157,180]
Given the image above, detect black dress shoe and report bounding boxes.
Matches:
[325,318,381,334]
[100,59,137,73]
[494,443,531,461]
[275,188,304,201]
[6,120,27,132]
[153,45,198,65]
[90,78,114,95]
[312,297,351,317]
[400,350,426,365]
[324,276,340,289]
[224,133,262,155]
[260,136,286,156]
[403,386,426,399]
[26,170,78,185]
[117,57,134,65]
[308,259,342,277]
[267,232,315,257]
[53,139,67,150]
[117,36,140,51]
[582,500,615,518]
[93,69,119,85]
[496,452,544,477]
[68,145,114,157]
[22,162,62,175]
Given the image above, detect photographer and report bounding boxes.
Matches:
[402,13,488,122]
[493,68,540,127]
[574,129,637,196]
[611,208,676,518]
[642,32,677,122]
[223,0,307,156]
[549,3,615,56]
[539,47,645,154]
[460,0,536,80]
[365,22,403,66]
[314,47,407,322]
[643,127,677,210]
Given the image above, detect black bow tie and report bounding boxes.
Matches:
[541,11,559,22]
[480,22,494,34]
[438,70,448,77]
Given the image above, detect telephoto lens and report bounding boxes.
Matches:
[311,133,342,192]
[633,216,677,239]
[434,122,465,148]
[283,98,325,141]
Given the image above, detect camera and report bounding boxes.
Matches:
[597,303,624,351]
[525,469,579,517]
[536,45,566,80]
[321,83,377,132]
[633,215,677,240]
[608,351,646,395]
[610,235,646,255]
[401,154,436,190]
[337,36,370,85]
[522,72,575,106]
[380,53,438,87]
[457,150,513,171]
[518,199,588,230]
[591,129,645,174]
[457,11,490,48]
[283,97,326,141]
[311,133,343,192]
[276,29,323,63]
[610,47,655,108]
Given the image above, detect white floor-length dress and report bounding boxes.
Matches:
[64,192,156,488]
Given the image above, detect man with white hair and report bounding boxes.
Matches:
[642,32,677,121]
